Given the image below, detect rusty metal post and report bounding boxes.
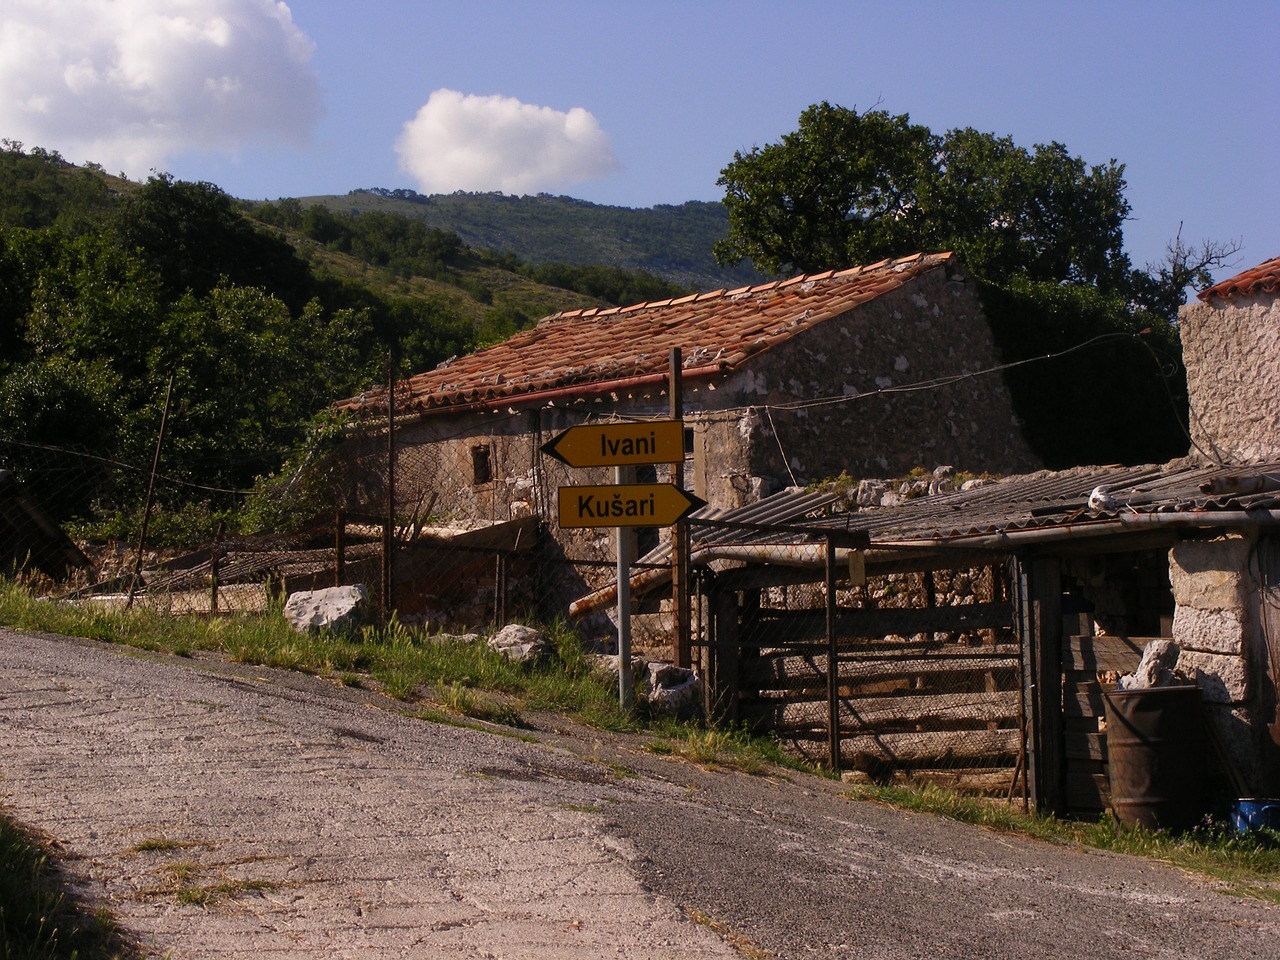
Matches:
[494,551,508,628]
[126,372,174,611]
[334,510,346,587]
[209,521,224,615]
[826,534,841,773]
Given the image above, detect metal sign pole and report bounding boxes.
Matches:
[615,464,633,711]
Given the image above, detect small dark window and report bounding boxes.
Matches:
[471,444,492,484]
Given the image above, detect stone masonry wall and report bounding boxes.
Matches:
[710,264,1040,498]
[1179,291,1280,464]
[1168,535,1269,790]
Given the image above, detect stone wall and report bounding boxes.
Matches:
[700,263,1039,507]
[1168,534,1280,793]
[1179,291,1280,464]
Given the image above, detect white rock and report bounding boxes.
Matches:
[284,585,368,635]
[488,623,549,664]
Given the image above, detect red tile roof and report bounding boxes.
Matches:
[337,252,956,416]
[1197,254,1280,301]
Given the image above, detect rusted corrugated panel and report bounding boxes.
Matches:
[674,461,1280,552]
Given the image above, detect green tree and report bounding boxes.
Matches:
[112,174,314,309]
[715,104,936,276]
[713,103,1219,467]
[714,102,1132,292]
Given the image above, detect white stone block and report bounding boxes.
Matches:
[1168,538,1251,611]
[1172,605,1247,655]
[284,585,368,635]
[1176,649,1250,704]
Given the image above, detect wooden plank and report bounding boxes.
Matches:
[843,767,1018,794]
[745,654,1020,689]
[778,727,1020,765]
[1064,732,1106,762]
[1065,764,1110,810]
[741,602,1016,645]
[1062,635,1145,672]
[1063,686,1106,719]
[744,691,1019,730]
[750,641,1020,660]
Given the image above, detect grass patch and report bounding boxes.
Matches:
[0,582,626,730]
[646,720,812,778]
[845,782,1280,902]
[0,808,137,960]
[174,878,277,908]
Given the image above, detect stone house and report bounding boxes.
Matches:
[337,251,1037,525]
[333,252,1040,625]
[1168,253,1280,794]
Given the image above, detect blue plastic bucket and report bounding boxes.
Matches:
[1231,799,1280,833]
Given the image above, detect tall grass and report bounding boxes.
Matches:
[0,581,629,730]
[0,810,134,959]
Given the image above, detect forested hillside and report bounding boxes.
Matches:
[0,144,696,537]
[297,189,767,292]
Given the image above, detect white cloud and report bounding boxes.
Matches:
[396,89,620,195]
[0,0,322,176]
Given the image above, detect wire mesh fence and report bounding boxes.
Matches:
[4,428,1028,794]
[2,419,616,635]
[686,522,1025,794]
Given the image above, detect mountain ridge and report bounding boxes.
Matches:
[295,189,768,293]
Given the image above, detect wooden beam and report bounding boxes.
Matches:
[744,690,1020,730]
[1020,556,1064,815]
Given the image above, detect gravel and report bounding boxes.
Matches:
[2,627,1278,959]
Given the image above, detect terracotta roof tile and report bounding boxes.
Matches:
[336,252,956,416]
[1198,255,1280,301]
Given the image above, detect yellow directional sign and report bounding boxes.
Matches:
[558,484,705,528]
[542,420,685,468]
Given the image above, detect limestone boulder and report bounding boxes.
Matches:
[284,585,368,635]
[488,624,549,664]
[645,662,703,721]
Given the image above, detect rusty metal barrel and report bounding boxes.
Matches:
[1103,685,1208,832]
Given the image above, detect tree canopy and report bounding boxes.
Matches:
[714,102,1133,291]
[714,103,1235,467]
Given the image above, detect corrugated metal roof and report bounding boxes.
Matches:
[687,461,1280,552]
[336,252,955,417]
[570,461,1280,614]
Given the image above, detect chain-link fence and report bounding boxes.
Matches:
[4,427,1028,794]
[0,428,552,630]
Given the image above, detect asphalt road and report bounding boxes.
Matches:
[2,627,1278,959]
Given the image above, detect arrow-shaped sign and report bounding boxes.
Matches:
[558,483,705,528]
[542,420,685,468]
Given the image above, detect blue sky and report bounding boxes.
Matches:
[3,0,1276,280]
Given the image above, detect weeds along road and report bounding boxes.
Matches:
[2,627,1278,960]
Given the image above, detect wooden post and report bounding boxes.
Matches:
[126,372,174,611]
[669,347,692,668]
[826,535,841,773]
[615,464,634,712]
[699,571,738,723]
[382,353,396,626]
[1019,555,1064,814]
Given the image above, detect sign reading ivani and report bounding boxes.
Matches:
[542,420,685,468]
